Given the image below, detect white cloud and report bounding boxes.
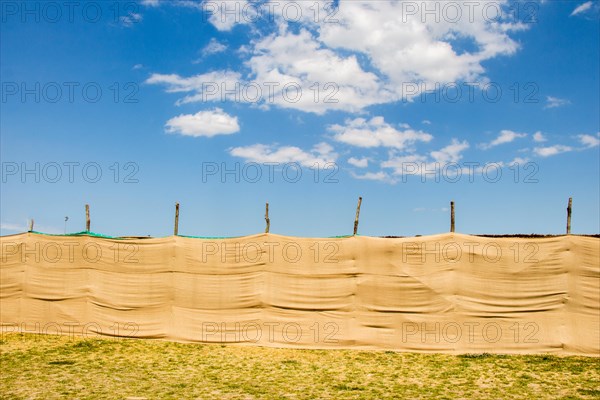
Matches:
[140,0,160,6]
[480,130,527,149]
[313,142,336,159]
[146,71,242,92]
[202,38,227,56]
[200,1,336,31]
[330,117,433,150]
[165,108,240,137]
[146,45,381,113]
[533,145,573,157]
[544,96,570,109]
[202,0,253,31]
[120,12,142,27]
[509,157,529,165]
[318,1,525,99]
[132,64,143,70]
[380,154,428,175]
[229,142,337,167]
[246,28,385,113]
[571,1,593,16]
[431,139,470,163]
[578,133,600,148]
[348,157,368,168]
[380,139,469,177]
[422,120,432,125]
[350,171,391,182]
[145,71,243,104]
[533,131,546,142]
[149,1,528,113]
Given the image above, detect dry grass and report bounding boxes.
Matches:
[1,333,598,399]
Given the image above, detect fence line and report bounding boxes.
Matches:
[25,197,577,237]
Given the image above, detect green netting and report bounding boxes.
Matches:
[177,234,242,240]
[24,231,357,240]
[179,234,356,239]
[29,231,122,239]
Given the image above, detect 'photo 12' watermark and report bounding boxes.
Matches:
[1,319,541,346]
[2,322,139,340]
[1,81,139,104]
[201,161,339,184]
[393,161,539,183]
[1,241,140,264]
[1,1,142,24]
[200,1,539,25]
[2,162,140,184]
[399,321,540,344]
[401,240,540,264]
[401,81,540,104]
[189,81,340,105]
[1,1,540,25]
[199,161,539,184]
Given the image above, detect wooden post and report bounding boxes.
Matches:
[566,197,572,235]
[85,204,90,232]
[450,201,455,233]
[28,219,34,232]
[174,202,180,236]
[265,202,270,233]
[353,196,362,235]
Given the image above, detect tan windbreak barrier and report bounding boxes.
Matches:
[1,232,598,355]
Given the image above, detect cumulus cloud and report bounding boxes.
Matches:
[140,0,160,6]
[330,117,433,150]
[148,0,527,113]
[380,154,428,175]
[348,157,369,168]
[480,130,527,149]
[533,131,546,142]
[533,145,573,157]
[318,1,524,98]
[578,133,600,148]
[431,139,470,163]
[204,0,255,31]
[529,133,599,157]
[146,71,243,105]
[246,28,385,113]
[380,139,469,177]
[509,157,529,165]
[349,171,391,182]
[120,12,142,27]
[165,108,240,137]
[229,142,337,167]
[202,38,227,56]
[544,96,570,109]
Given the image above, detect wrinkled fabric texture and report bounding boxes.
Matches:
[1,232,598,355]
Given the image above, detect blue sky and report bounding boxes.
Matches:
[1,0,599,237]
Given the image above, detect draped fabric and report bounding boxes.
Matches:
[1,232,598,355]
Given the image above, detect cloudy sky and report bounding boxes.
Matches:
[1,0,599,237]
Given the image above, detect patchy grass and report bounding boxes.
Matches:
[1,333,598,399]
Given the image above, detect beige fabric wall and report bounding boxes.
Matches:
[1,232,598,355]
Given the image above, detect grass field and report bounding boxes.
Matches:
[1,333,598,399]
